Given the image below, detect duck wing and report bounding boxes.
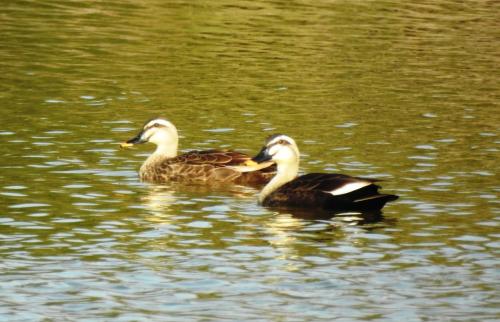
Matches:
[167,150,252,167]
[280,173,376,194]
[155,150,274,184]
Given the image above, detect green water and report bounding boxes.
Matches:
[1,0,498,320]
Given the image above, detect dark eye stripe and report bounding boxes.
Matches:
[144,123,165,131]
[267,139,289,148]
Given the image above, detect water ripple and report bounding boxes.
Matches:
[0,0,498,320]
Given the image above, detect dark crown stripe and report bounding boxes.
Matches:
[266,134,285,144]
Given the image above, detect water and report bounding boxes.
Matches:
[1,0,499,320]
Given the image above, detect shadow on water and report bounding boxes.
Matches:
[268,206,397,228]
[141,182,392,224]
[142,181,260,200]
[138,182,396,242]
[259,207,398,251]
[281,207,386,224]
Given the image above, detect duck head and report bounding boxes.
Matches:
[120,118,179,157]
[252,134,300,203]
[252,134,300,166]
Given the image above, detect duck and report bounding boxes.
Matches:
[246,134,398,211]
[120,118,275,184]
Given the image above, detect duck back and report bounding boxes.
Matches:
[140,149,275,184]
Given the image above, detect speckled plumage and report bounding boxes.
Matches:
[121,118,275,185]
[140,149,275,184]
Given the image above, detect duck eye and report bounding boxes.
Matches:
[278,140,286,145]
[153,123,160,127]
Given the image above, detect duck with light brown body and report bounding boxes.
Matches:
[120,118,275,185]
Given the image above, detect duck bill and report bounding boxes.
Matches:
[251,146,272,164]
[230,160,275,173]
[120,131,146,148]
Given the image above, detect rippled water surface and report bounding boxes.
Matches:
[1,0,499,320]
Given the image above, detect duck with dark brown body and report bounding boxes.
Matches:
[250,134,398,211]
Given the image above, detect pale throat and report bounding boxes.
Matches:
[141,141,178,174]
[258,159,299,203]
[152,141,178,158]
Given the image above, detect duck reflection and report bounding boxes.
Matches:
[264,208,389,251]
[141,183,258,222]
[141,185,178,223]
[281,207,385,224]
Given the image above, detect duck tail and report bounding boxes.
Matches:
[353,194,398,211]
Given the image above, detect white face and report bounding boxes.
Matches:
[141,118,178,145]
[266,135,300,164]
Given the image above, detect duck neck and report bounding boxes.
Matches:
[258,160,299,204]
[153,142,178,159]
[141,142,178,172]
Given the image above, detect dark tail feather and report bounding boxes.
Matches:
[343,184,380,201]
[353,194,398,211]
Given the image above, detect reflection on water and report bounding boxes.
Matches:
[263,210,389,259]
[1,0,499,320]
[272,206,386,223]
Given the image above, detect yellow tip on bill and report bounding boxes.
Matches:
[119,142,134,149]
[243,159,258,166]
